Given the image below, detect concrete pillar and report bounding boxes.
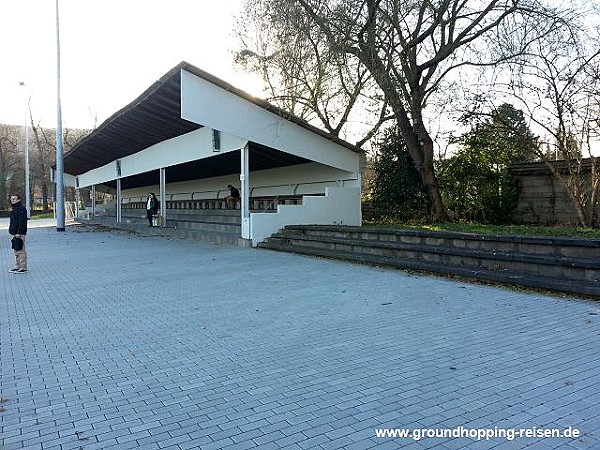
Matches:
[240,143,250,239]
[91,185,96,218]
[75,188,80,219]
[116,178,122,224]
[159,167,167,227]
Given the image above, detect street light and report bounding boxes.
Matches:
[55,0,65,231]
[19,81,31,220]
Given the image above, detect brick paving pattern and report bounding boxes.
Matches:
[1,222,599,449]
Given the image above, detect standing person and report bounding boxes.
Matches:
[146,192,159,226]
[225,184,240,209]
[8,194,27,273]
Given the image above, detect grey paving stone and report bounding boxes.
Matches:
[221,438,260,450]
[1,223,599,450]
[297,432,332,449]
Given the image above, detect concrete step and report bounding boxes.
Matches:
[286,225,600,259]
[83,217,250,247]
[171,220,241,234]
[166,209,241,219]
[121,212,241,225]
[169,215,241,226]
[166,228,250,247]
[259,225,600,298]
[271,229,599,281]
[261,239,600,297]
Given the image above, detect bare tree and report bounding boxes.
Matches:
[239,0,563,221]
[505,14,600,226]
[1,117,92,212]
[235,0,392,147]
[25,114,91,210]
[0,125,21,210]
[36,125,91,204]
[28,106,56,211]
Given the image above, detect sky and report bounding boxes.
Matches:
[0,0,262,130]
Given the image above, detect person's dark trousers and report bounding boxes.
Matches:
[147,209,153,226]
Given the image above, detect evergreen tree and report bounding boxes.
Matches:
[439,104,538,223]
[370,128,429,221]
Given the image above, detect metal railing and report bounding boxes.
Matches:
[119,178,358,209]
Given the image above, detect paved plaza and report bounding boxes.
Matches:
[1,221,599,450]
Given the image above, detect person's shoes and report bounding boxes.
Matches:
[8,268,19,273]
[15,269,27,273]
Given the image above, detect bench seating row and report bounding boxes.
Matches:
[122,195,308,211]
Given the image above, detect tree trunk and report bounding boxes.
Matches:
[394,105,448,221]
[364,60,448,221]
[545,161,589,226]
[419,150,447,222]
[42,181,49,211]
[0,160,6,210]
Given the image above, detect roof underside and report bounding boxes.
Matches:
[64,65,202,175]
[103,144,310,190]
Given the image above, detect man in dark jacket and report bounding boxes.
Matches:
[146,192,159,227]
[8,194,27,273]
[225,184,240,209]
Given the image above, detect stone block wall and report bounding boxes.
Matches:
[509,159,597,226]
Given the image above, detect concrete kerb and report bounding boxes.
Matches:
[1,221,599,450]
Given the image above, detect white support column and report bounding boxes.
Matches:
[91,185,96,218]
[240,143,250,239]
[75,188,80,219]
[159,167,167,227]
[116,178,122,223]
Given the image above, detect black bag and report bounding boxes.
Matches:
[11,237,23,251]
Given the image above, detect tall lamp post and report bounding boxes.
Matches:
[55,0,65,231]
[19,82,31,220]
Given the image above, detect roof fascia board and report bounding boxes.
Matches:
[53,170,77,187]
[75,164,117,189]
[76,128,247,188]
[180,69,359,174]
[62,64,183,161]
